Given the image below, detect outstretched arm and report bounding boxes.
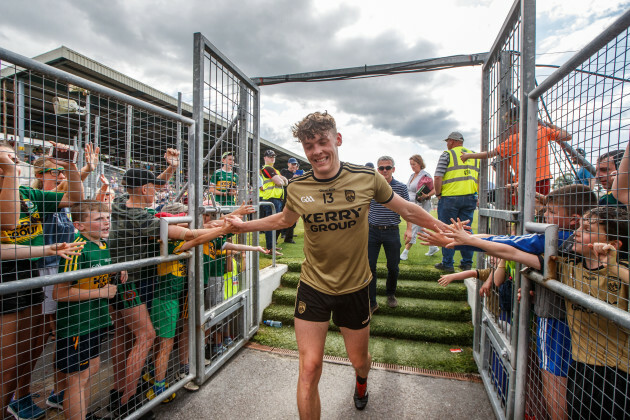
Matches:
[442,220,541,269]
[461,149,500,162]
[0,151,20,230]
[383,193,449,231]
[227,206,300,234]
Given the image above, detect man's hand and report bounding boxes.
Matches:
[120,271,128,284]
[165,148,180,168]
[225,215,245,233]
[461,153,472,163]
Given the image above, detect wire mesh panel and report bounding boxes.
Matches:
[476,1,534,418]
[0,46,196,419]
[521,10,630,420]
[192,33,260,382]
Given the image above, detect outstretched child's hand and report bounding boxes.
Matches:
[230,202,256,217]
[258,247,272,255]
[418,227,451,248]
[590,243,617,267]
[438,271,469,287]
[479,279,492,297]
[442,218,473,247]
[47,242,86,260]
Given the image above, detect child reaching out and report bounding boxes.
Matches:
[442,207,630,419]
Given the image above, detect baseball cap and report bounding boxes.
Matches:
[122,168,166,188]
[365,162,375,168]
[445,132,464,142]
[264,149,276,157]
[288,157,298,164]
[221,151,233,159]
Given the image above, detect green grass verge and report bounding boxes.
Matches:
[272,287,471,322]
[252,324,478,373]
[262,305,473,345]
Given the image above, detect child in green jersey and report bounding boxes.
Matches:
[186,212,270,358]
[53,200,124,420]
[147,203,228,402]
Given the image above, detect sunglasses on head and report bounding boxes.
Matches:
[378,165,393,171]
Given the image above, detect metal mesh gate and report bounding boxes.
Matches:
[478,2,630,419]
[191,33,261,383]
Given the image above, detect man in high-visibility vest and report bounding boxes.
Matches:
[433,131,479,273]
[259,149,287,252]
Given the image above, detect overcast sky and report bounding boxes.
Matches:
[1,0,628,181]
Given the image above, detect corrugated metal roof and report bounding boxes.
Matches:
[21,45,310,169]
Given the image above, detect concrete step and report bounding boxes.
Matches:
[280,272,468,301]
[262,305,474,345]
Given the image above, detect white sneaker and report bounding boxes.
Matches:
[400,251,409,261]
[425,246,439,256]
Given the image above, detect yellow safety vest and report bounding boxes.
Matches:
[260,165,284,200]
[223,257,239,299]
[442,146,480,196]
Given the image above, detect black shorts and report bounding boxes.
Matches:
[567,361,630,419]
[0,259,44,315]
[56,328,106,374]
[294,281,370,330]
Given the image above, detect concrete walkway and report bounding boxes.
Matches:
[165,346,496,419]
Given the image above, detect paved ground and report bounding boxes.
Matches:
[165,347,496,420]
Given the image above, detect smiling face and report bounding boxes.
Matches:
[300,129,342,179]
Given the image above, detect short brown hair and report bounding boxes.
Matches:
[546,184,598,217]
[584,206,630,260]
[71,200,109,223]
[409,154,426,170]
[292,111,337,142]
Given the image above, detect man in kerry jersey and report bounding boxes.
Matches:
[227,112,447,419]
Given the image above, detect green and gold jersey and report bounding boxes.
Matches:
[203,237,228,280]
[57,234,113,338]
[1,186,65,255]
[560,257,629,371]
[285,162,393,295]
[210,169,238,206]
[155,240,187,301]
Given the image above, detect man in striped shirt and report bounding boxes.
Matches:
[368,156,410,312]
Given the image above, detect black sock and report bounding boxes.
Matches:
[356,375,367,385]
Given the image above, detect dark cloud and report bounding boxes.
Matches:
[1,0,459,151]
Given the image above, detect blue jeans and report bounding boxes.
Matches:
[437,194,476,268]
[260,198,283,248]
[368,226,401,306]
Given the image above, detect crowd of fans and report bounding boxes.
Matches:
[0,141,271,420]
